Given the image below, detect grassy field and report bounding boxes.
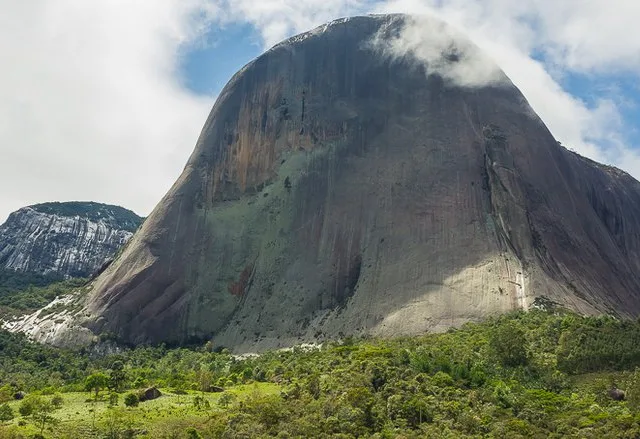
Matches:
[2,383,280,438]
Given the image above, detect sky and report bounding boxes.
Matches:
[0,0,638,223]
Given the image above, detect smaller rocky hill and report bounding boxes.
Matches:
[0,202,143,279]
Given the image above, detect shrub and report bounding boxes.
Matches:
[186,427,203,439]
[0,386,12,404]
[218,393,236,408]
[432,371,454,387]
[51,393,63,408]
[0,404,13,422]
[123,393,138,408]
[18,396,37,416]
[192,396,210,410]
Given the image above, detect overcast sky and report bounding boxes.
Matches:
[1,0,638,223]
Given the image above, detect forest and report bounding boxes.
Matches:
[1,298,640,438]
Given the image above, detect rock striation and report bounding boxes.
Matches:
[45,15,640,351]
[0,202,143,279]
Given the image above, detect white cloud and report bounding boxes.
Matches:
[1,0,638,224]
[0,1,217,222]
[367,14,508,87]
[533,0,640,73]
[368,0,639,170]
[207,0,639,176]
[210,0,368,47]
[372,0,640,74]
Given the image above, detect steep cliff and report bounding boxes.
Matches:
[43,15,640,351]
[0,202,143,279]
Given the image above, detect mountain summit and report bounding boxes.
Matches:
[45,15,640,350]
[0,201,142,279]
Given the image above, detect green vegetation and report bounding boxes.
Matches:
[0,404,13,422]
[0,274,86,318]
[18,395,56,436]
[29,202,143,232]
[0,269,63,298]
[3,309,640,437]
[123,393,139,408]
[84,373,109,400]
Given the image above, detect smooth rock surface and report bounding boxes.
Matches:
[50,15,640,350]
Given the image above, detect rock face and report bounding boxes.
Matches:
[0,202,143,279]
[80,14,640,351]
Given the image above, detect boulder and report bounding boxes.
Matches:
[139,387,161,401]
[608,387,626,401]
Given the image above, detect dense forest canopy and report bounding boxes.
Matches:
[2,306,640,438]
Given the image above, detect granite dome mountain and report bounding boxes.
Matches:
[36,14,640,351]
[0,202,143,279]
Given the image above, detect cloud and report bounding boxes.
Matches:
[210,0,369,47]
[367,14,508,87]
[531,0,640,73]
[373,0,640,74]
[207,0,639,177]
[368,0,639,171]
[0,1,217,222]
[1,0,638,225]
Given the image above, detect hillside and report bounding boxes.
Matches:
[0,202,143,280]
[2,309,640,438]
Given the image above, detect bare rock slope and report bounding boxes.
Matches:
[80,15,640,350]
[0,202,142,279]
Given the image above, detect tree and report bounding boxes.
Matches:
[490,322,529,367]
[124,393,139,408]
[108,392,119,407]
[85,372,109,400]
[109,360,127,392]
[19,395,37,416]
[32,399,55,436]
[103,408,134,439]
[196,369,213,393]
[17,395,56,435]
[307,374,321,399]
[625,368,640,410]
[51,393,63,408]
[0,403,14,422]
[132,376,147,389]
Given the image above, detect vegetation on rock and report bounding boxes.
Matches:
[29,202,143,233]
[0,274,86,318]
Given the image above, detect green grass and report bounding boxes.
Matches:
[2,383,279,438]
